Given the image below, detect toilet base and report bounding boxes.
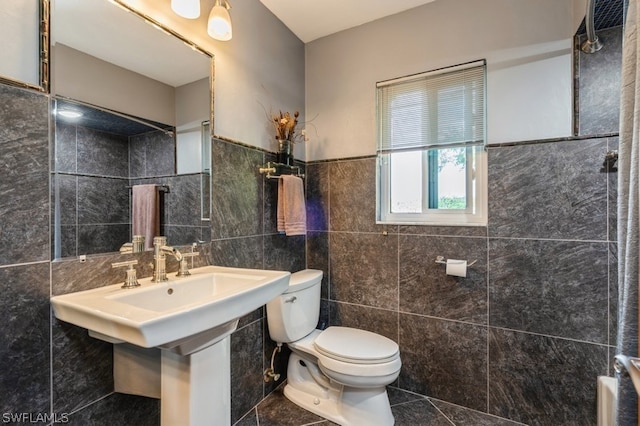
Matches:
[284,353,395,426]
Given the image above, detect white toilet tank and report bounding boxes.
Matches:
[266,269,323,343]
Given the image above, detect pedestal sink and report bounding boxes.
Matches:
[51,265,290,425]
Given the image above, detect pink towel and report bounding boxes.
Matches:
[132,184,160,250]
[277,175,306,236]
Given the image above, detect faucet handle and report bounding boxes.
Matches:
[176,252,199,277]
[111,260,140,289]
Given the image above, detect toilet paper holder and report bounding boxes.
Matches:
[435,256,477,267]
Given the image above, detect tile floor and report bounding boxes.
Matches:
[235,385,525,426]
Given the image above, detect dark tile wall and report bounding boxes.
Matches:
[211,138,306,422]
[305,137,617,425]
[53,122,130,257]
[129,130,175,178]
[53,120,203,257]
[0,85,51,416]
[577,26,622,136]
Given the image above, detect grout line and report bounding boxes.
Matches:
[486,232,491,413]
[426,398,456,425]
[0,260,50,269]
[330,298,612,347]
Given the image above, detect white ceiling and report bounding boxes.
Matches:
[259,0,437,43]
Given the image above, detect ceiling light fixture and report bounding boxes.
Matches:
[207,0,232,41]
[57,109,83,119]
[171,0,200,19]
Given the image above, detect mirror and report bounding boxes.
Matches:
[51,0,213,260]
[0,0,48,91]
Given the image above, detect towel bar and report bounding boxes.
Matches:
[127,184,170,193]
[259,161,304,179]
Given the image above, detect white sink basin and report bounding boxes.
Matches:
[51,265,290,351]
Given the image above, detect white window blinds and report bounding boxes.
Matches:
[377,60,486,152]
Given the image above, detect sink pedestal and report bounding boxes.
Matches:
[161,336,231,425]
[107,319,240,425]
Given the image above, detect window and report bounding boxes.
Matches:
[376,60,487,226]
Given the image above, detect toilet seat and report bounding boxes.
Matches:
[313,327,401,379]
[314,327,399,364]
[288,327,401,380]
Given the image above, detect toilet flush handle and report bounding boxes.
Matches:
[285,296,297,303]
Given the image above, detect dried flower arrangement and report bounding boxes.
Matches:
[271,110,307,142]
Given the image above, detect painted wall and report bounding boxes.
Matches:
[123,0,307,160]
[53,44,177,126]
[305,0,581,161]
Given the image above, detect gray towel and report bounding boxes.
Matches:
[132,184,159,250]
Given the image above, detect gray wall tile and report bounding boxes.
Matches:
[77,224,130,256]
[211,236,264,269]
[306,231,329,299]
[77,176,129,224]
[0,85,50,265]
[212,139,263,239]
[306,162,329,231]
[399,235,488,324]
[328,301,399,343]
[129,130,175,178]
[52,319,113,413]
[231,321,264,424]
[329,158,394,233]
[399,314,488,411]
[164,174,202,227]
[264,234,306,272]
[489,238,609,343]
[77,126,129,177]
[0,263,50,414]
[55,121,77,173]
[329,232,398,310]
[56,174,77,225]
[578,27,622,136]
[489,328,607,425]
[488,139,608,240]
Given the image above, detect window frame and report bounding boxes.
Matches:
[375,60,487,226]
[377,147,487,226]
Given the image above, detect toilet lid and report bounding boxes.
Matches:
[314,326,399,364]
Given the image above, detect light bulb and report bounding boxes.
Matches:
[57,109,83,119]
[171,0,200,19]
[208,1,232,41]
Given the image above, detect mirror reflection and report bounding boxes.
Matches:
[51,0,213,260]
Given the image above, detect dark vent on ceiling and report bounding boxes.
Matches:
[576,0,625,34]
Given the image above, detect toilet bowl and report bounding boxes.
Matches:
[266,269,401,426]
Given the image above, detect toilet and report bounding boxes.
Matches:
[266,269,401,426]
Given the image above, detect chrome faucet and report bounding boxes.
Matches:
[152,236,183,282]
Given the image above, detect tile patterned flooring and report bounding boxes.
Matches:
[235,385,525,426]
